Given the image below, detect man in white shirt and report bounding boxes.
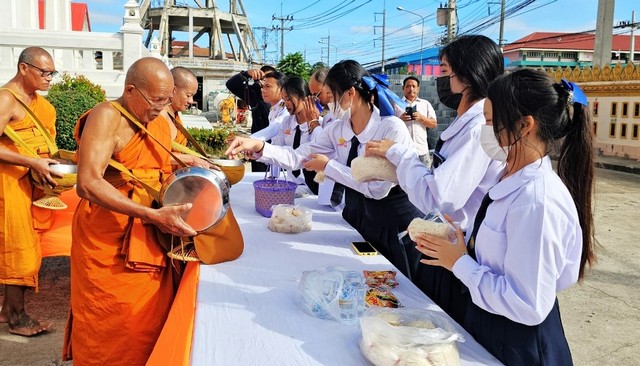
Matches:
[396,76,437,166]
[308,67,335,127]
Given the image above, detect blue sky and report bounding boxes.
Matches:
[85,0,637,66]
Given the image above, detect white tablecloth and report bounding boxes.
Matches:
[191,173,501,365]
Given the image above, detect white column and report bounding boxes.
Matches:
[120,0,144,72]
[45,0,71,31]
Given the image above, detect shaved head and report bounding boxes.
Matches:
[125,57,173,87]
[171,66,197,88]
[17,47,53,71]
[122,57,174,122]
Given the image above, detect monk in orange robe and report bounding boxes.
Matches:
[0,47,60,337]
[159,66,212,169]
[62,58,197,366]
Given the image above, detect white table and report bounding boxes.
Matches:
[190,173,501,365]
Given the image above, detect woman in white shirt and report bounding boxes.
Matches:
[272,75,322,194]
[414,69,595,365]
[225,60,423,277]
[367,35,504,323]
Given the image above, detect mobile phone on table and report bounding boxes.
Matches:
[351,241,378,256]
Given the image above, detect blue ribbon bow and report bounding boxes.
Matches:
[560,79,588,106]
[362,74,407,116]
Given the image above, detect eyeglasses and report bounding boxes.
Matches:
[311,90,322,100]
[133,86,172,109]
[23,62,58,78]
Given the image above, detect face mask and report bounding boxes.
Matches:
[480,125,509,162]
[436,75,462,110]
[333,94,352,121]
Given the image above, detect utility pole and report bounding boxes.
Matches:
[437,0,457,44]
[319,34,330,65]
[272,14,293,60]
[631,11,636,63]
[374,0,387,73]
[447,0,457,44]
[593,0,614,66]
[498,0,505,49]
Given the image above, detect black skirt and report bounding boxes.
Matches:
[464,298,573,365]
[342,186,423,280]
[412,264,470,325]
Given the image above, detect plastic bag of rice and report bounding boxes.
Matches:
[351,156,398,183]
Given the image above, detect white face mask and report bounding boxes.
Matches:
[332,94,352,122]
[480,125,509,162]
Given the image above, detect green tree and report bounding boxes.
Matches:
[46,74,106,150]
[311,61,326,72]
[277,52,312,80]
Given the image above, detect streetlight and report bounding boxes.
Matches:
[397,6,425,75]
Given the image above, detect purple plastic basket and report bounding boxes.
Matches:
[253,176,297,217]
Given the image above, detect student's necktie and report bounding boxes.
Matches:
[467,192,494,260]
[330,135,359,206]
[292,125,302,177]
[432,137,445,168]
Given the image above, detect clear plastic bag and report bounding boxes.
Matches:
[267,204,312,233]
[360,307,465,366]
[297,266,366,324]
[400,208,458,244]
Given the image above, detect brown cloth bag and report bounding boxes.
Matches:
[193,207,244,265]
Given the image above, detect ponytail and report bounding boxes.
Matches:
[556,102,595,280]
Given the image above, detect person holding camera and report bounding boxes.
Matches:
[396,76,437,166]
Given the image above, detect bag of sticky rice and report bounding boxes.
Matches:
[360,307,464,366]
[351,156,398,183]
[407,209,457,243]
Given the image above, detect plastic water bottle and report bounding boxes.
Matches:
[339,283,359,325]
[344,271,367,317]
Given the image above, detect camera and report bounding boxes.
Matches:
[405,105,416,119]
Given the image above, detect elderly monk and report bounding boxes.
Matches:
[159,66,211,168]
[62,57,197,365]
[0,47,60,336]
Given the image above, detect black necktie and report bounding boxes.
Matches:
[432,137,445,168]
[330,135,359,206]
[467,193,494,260]
[292,125,302,177]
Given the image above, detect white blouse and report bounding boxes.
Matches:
[270,114,323,185]
[386,99,503,230]
[251,99,289,141]
[452,157,582,326]
[259,107,415,199]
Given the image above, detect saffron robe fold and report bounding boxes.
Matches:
[0,93,56,288]
[63,108,177,366]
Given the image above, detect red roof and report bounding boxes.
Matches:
[503,32,640,52]
[38,0,91,31]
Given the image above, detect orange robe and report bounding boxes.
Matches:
[0,93,56,289]
[171,113,187,147]
[63,108,176,366]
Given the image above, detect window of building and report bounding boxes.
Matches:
[634,102,640,118]
[632,124,639,140]
[593,100,599,116]
[621,123,628,138]
[611,102,617,117]
[527,51,541,59]
[622,102,629,117]
[609,123,616,137]
[543,52,558,58]
[561,52,577,60]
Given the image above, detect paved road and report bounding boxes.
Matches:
[560,168,640,365]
